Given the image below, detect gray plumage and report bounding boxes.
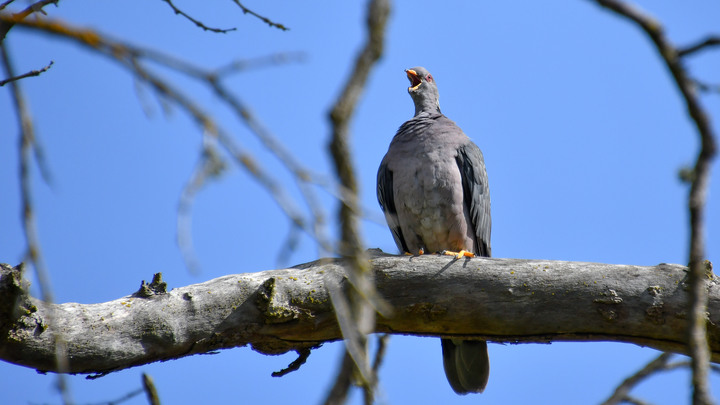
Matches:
[377,66,491,394]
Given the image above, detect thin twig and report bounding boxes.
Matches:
[371,334,390,374]
[214,52,305,77]
[600,352,674,405]
[603,355,720,405]
[664,360,720,374]
[142,373,160,405]
[622,397,652,405]
[591,1,717,404]
[231,0,289,31]
[203,70,334,255]
[80,388,144,405]
[322,351,355,405]
[678,36,720,58]
[0,0,59,41]
[271,347,316,377]
[177,135,226,274]
[692,78,720,94]
[0,59,52,86]
[160,0,236,33]
[124,49,331,254]
[0,0,16,12]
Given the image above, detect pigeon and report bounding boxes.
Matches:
[377,66,491,394]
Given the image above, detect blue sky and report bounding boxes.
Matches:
[1,1,719,404]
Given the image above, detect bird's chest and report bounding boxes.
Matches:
[389,142,464,224]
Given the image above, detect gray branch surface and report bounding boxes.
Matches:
[1,251,718,375]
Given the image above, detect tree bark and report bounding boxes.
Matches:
[1,250,718,375]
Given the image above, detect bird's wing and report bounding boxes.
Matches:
[456,142,491,257]
[377,160,409,253]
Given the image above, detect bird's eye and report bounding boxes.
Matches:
[426,74,434,82]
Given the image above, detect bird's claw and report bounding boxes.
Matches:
[441,249,475,259]
[404,248,425,256]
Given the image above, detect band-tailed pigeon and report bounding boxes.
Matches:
[376,67,491,394]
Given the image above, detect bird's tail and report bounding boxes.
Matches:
[441,338,490,394]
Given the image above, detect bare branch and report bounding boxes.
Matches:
[326,0,391,402]
[271,347,316,377]
[81,387,144,405]
[0,0,16,12]
[601,352,674,405]
[0,0,59,41]
[176,135,226,274]
[621,397,652,405]
[589,2,716,153]
[0,16,394,271]
[327,0,392,307]
[230,0,289,31]
[604,354,720,404]
[160,0,236,33]
[371,334,389,374]
[201,64,334,254]
[142,373,160,405]
[678,36,720,58]
[322,351,355,405]
[692,78,720,94]
[0,42,71,405]
[0,43,50,326]
[213,52,305,77]
[0,59,52,86]
[1,16,336,257]
[2,255,720,375]
[25,0,58,15]
[590,2,717,403]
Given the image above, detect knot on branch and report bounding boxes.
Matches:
[134,273,167,298]
[593,289,624,304]
[704,260,713,278]
[0,263,45,340]
[645,286,666,325]
[594,289,624,322]
[0,263,30,303]
[257,277,299,324]
[256,276,327,325]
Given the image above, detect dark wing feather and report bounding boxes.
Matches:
[456,143,491,257]
[377,161,409,253]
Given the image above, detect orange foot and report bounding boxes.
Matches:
[404,248,425,256]
[441,249,475,259]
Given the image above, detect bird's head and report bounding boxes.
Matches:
[405,66,441,116]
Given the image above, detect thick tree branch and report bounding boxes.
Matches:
[2,252,719,375]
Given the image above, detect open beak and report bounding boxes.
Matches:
[405,69,421,90]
